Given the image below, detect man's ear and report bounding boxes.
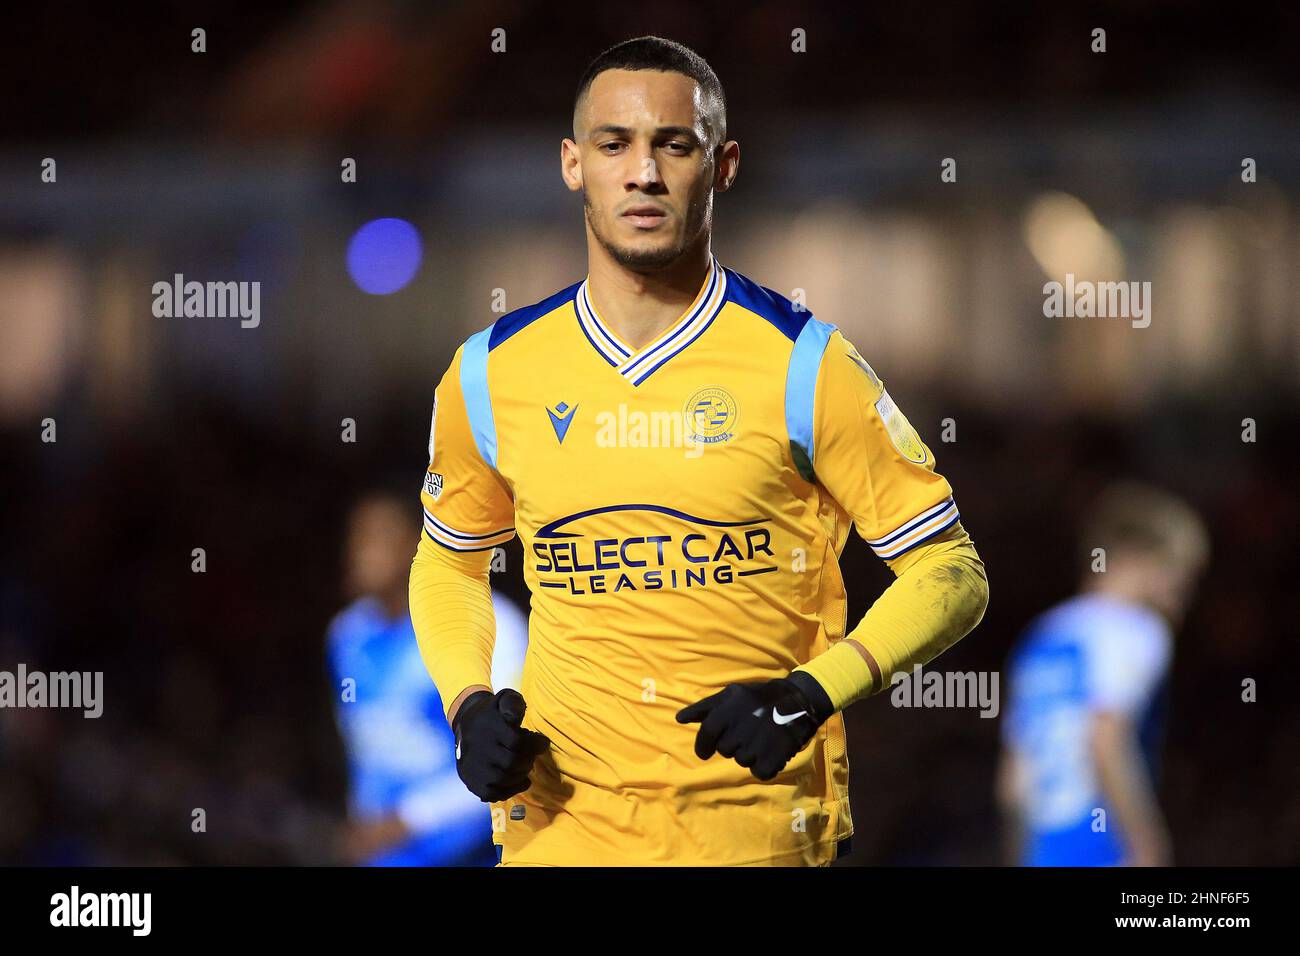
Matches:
[714,139,740,193]
[560,138,583,192]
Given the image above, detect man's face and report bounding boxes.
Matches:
[1147,550,1206,627]
[345,499,414,598]
[1115,548,1205,626]
[566,69,723,271]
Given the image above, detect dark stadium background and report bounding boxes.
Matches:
[1,1,1297,865]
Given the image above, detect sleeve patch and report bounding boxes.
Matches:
[845,342,883,390]
[874,390,929,465]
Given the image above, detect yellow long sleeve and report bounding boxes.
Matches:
[794,522,989,711]
[408,532,500,723]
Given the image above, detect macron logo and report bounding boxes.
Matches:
[547,401,577,444]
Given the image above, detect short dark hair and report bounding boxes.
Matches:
[573,36,727,144]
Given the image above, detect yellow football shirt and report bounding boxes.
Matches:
[419,256,959,865]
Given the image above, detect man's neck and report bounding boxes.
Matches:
[585,239,713,352]
[1080,573,1147,610]
[374,586,408,622]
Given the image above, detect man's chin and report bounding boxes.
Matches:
[602,239,685,272]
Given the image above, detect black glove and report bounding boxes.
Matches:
[675,673,835,781]
[452,688,549,802]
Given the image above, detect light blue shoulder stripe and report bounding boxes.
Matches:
[460,325,499,469]
[785,318,837,482]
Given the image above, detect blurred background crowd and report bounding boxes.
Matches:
[1,1,1297,865]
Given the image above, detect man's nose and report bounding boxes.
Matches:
[627,149,664,190]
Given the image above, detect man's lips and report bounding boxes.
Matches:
[622,204,668,227]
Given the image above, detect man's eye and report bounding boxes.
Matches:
[600,142,624,153]
[664,142,691,153]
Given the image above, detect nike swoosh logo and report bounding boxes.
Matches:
[772,707,808,726]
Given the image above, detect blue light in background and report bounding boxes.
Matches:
[346,217,422,294]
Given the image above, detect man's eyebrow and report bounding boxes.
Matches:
[589,124,701,142]
[653,126,701,140]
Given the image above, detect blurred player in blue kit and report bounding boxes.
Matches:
[327,491,528,865]
[999,482,1209,866]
